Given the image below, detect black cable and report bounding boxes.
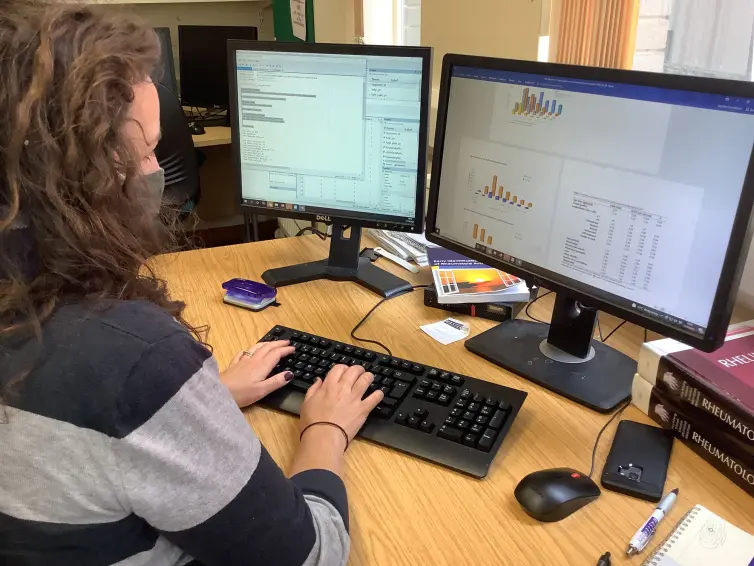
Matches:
[588,400,630,478]
[351,285,429,355]
[523,290,553,324]
[295,226,328,240]
[596,316,604,342]
[602,320,627,344]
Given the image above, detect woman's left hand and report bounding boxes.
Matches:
[220,340,296,408]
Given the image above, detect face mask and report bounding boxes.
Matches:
[126,167,165,216]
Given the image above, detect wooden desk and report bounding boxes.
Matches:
[152,236,754,566]
[192,126,232,148]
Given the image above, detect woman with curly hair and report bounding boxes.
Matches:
[0,2,383,565]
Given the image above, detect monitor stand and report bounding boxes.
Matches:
[262,224,413,298]
[465,294,634,412]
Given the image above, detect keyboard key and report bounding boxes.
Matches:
[382,378,394,387]
[382,368,394,377]
[450,375,464,386]
[395,412,407,425]
[339,355,349,364]
[379,386,391,396]
[314,368,325,376]
[272,326,284,335]
[428,369,439,378]
[413,387,426,398]
[389,382,409,399]
[489,410,507,430]
[293,369,303,378]
[450,408,463,417]
[475,415,489,426]
[439,371,450,382]
[401,362,411,371]
[294,361,305,370]
[444,416,457,426]
[329,353,340,361]
[375,406,394,419]
[407,416,421,429]
[298,354,310,362]
[393,371,404,380]
[430,382,442,392]
[419,420,434,433]
[473,393,484,403]
[420,379,431,388]
[318,360,330,368]
[301,345,311,353]
[334,344,344,352]
[499,400,512,412]
[289,379,311,393]
[411,364,423,374]
[480,405,494,417]
[309,356,320,365]
[455,399,468,409]
[303,372,313,381]
[438,426,463,443]
[468,402,481,412]
[457,420,470,431]
[304,364,315,372]
[390,358,401,368]
[300,334,310,343]
[310,348,321,356]
[426,390,438,401]
[381,398,398,409]
[291,332,300,339]
[414,408,428,420]
[377,355,390,365]
[485,397,497,407]
[438,393,451,405]
[318,339,331,348]
[470,423,484,435]
[460,389,472,400]
[478,428,497,452]
[443,385,455,395]
[344,346,354,354]
[354,349,364,357]
[364,352,375,361]
[463,411,475,421]
[463,434,478,447]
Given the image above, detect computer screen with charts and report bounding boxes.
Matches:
[428,59,754,351]
[229,42,430,231]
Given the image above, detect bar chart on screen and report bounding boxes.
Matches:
[476,173,535,210]
[511,86,564,119]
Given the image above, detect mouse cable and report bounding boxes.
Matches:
[588,400,631,478]
[351,285,430,356]
[294,225,328,240]
[601,320,627,344]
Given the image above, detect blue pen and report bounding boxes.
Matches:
[627,489,679,556]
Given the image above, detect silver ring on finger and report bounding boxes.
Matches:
[242,350,254,359]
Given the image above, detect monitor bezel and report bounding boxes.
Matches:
[425,53,754,352]
[228,40,432,234]
[179,25,259,109]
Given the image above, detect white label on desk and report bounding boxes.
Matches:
[291,0,306,41]
[420,318,470,346]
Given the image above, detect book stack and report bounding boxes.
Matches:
[631,320,754,496]
[425,247,530,322]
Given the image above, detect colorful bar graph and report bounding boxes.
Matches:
[480,228,486,241]
[527,203,533,209]
[492,175,498,195]
[484,186,489,195]
[497,186,503,199]
[505,191,510,201]
[487,235,492,245]
[513,88,564,119]
[512,196,518,204]
[473,223,479,239]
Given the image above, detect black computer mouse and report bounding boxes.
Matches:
[189,122,206,136]
[514,468,601,522]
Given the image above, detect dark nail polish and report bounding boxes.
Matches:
[284,372,294,382]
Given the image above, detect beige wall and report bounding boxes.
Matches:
[421,0,543,88]
[313,0,356,44]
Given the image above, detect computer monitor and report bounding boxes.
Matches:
[152,27,178,97]
[179,25,258,110]
[228,42,432,297]
[426,54,754,411]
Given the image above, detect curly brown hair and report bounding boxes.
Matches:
[0,1,195,345]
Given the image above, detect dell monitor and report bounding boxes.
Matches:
[152,27,178,98]
[426,54,754,412]
[179,25,258,111]
[228,42,432,297]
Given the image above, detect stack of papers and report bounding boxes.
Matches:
[367,230,438,266]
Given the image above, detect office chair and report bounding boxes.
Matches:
[154,82,201,213]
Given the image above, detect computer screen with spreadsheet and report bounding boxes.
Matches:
[232,47,428,229]
[431,65,754,338]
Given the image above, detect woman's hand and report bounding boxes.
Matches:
[220,340,296,408]
[299,364,384,444]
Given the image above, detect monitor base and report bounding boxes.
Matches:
[465,320,634,412]
[262,256,413,298]
[262,224,413,298]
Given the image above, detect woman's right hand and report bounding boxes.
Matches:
[300,364,384,443]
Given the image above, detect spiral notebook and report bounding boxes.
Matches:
[642,505,754,566]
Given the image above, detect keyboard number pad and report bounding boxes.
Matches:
[438,394,511,452]
[412,379,455,406]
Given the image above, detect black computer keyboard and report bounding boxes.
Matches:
[258,326,527,478]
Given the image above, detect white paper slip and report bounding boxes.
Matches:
[290,0,307,41]
[420,318,470,345]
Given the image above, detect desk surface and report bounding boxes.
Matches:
[151,236,754,566]
[192,126,232,148]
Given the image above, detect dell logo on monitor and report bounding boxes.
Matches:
[316,215,332,222]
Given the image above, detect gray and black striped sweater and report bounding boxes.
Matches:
[0,300,350,566]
